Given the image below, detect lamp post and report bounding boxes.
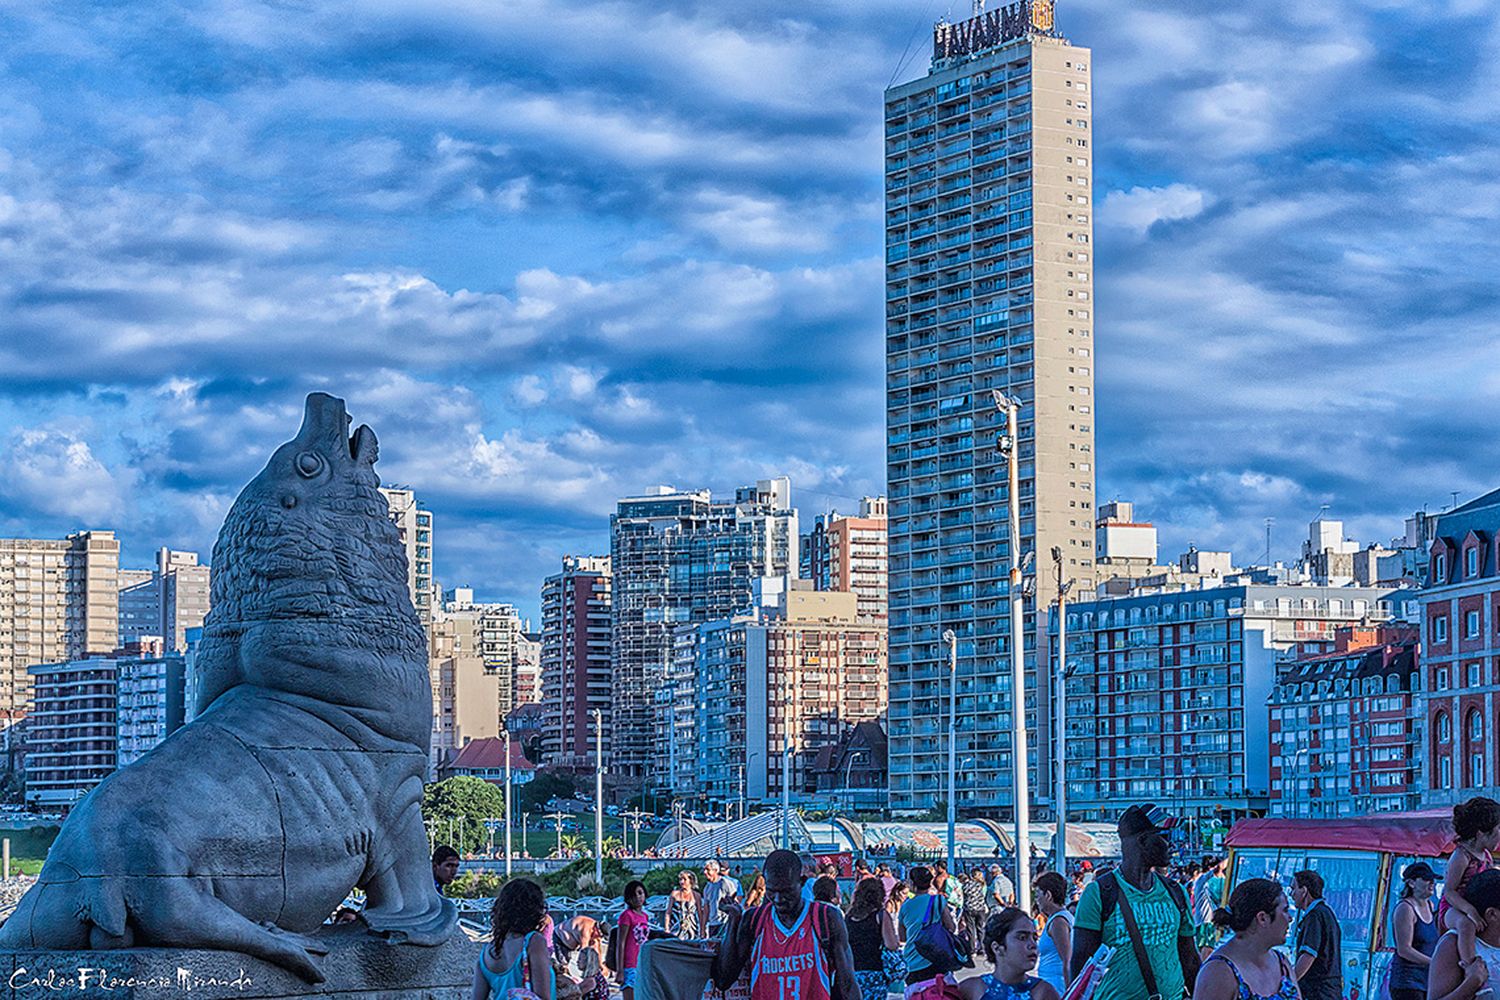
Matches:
[545,810,567,857]
[1051,546,1075,877]
[503,730,513,877]
[943,628,959,873]
[992,389,1031,911]
[522,811,530,859]
[783,665,796,847]
[843,748,870,815]
[593,708,604,886]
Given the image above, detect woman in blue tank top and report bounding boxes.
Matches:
[1389,862,1440,1000]
[959,908,1062,1000]
[472,878,554,1000]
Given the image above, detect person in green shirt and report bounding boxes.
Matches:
[1071,804,1200,1000]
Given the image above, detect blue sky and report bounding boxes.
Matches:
[1,1,1497,620]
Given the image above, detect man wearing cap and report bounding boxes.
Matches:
[987,863,1015,911]
[1073,804,1199,1000]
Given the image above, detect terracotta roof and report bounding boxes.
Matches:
[449,736,536,772]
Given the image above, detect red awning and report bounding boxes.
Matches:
[1226,812,1454,858]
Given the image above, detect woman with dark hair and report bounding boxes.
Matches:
[958,907,1060,1000]
[471,878,554,1000]
[1429,868,1500,1000]
[1388,862,1439,1000]
[899,866,959,985]
[846,877,901,1000]
[744,872,767,908]
[1033,872,1073,995]
[667,869,704,938]
[1191,878,1298,1000]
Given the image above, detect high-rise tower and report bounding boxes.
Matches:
[885,0,1096,814]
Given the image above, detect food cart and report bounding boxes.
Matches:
[1224,813,1454,1000]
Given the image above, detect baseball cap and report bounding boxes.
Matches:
[1118,803,1179,837]
[1402,862,1438,882]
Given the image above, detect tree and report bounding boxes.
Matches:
[422,776,506,856]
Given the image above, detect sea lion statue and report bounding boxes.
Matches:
[0,392,456,980]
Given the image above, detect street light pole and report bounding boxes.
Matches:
[593,708,604,886]
[522,811,530,858]
[943,629,958,873]
[1051,546,1074,877]
[503,729,513,877]
[781,667,793,849]
[993,389,1031,911]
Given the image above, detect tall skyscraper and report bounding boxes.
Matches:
[0,531,119,714]
[380,487,434,629]
[610,479,797,790]
[885,2,1096,813]
[540,555,612,771]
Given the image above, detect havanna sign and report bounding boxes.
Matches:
[933,0,1055,61]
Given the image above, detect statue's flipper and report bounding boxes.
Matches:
[132,881,330,983]
[362,862,458,945]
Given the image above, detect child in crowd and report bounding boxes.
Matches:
[1441,796,1500,970]
[614,880,651,1000]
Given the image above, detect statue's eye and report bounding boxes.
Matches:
[295,452,325,478]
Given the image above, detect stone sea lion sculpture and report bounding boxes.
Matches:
[0,392,456,980]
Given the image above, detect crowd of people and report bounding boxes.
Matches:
[449,794,1500,1000]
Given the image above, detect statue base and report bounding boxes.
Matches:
[0,924,477,999]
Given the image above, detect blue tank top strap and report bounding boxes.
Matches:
[478,931,535,998]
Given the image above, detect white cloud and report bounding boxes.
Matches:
[1101,184,1208,236]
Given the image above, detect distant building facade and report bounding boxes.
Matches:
[540,555,611,771]
[116,548,210,652]
[380,488,434,629]
[1268,625,1421,817]
[1061,581,1402,823]
[1421,488,1500,804]
[609,479,797,790]
[25,645,186,810]
[0,531,119,714]
[802,497,889,623]
[688,587,887,809]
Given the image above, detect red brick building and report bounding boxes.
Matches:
[1268,624,1420,817]
[1423,488,1500,804]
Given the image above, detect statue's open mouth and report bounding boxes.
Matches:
[350,423,377,464]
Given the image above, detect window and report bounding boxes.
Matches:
[1470,663,1483,686]
[1436,553,1447,581]
[1469,709,1485,746]
[1468,548,1480,578]
[1467,611,1482,639]
[1434,616,1448,643]
[1438,711,1452,743]
[1472,753,1487,789]
[1440,756,1453,789]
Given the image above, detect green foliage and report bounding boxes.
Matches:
[422,777,506,855]
[516,771,577,813]
[448,870,506,899]
[642,863,695,897]
[542,857,634,898]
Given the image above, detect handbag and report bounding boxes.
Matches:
[912,895,972,973]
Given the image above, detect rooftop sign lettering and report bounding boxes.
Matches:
[933,0,1055,62]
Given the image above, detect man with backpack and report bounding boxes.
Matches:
[1072,804,1200,1000]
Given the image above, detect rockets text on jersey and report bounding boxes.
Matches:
[749,900,834,1000]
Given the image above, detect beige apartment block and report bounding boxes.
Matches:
[885,10,1095,813]
[0,531,119,714]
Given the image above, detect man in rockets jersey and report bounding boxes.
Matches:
[713,849,858,1000]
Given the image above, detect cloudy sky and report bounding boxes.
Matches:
[2,1,1497,618]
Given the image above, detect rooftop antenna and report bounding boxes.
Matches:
[1264,517,1274,566]
[1316,503,1330,522]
